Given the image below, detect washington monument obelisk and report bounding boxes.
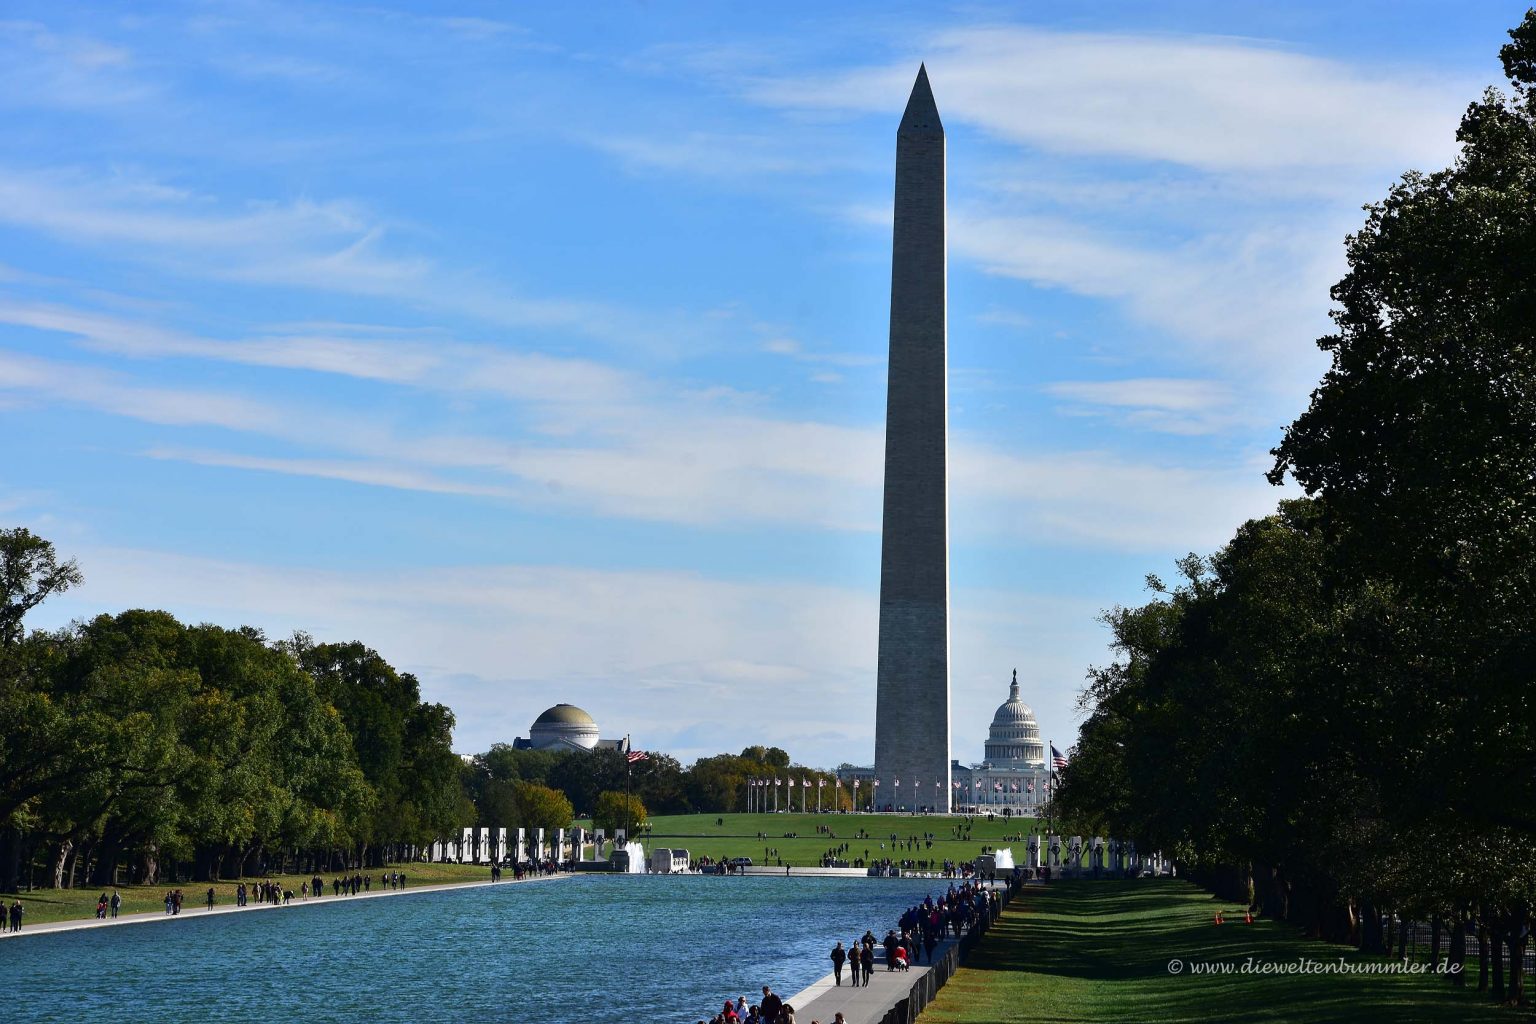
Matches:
[873,65,949,813]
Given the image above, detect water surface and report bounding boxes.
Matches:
[8,873,941,1023]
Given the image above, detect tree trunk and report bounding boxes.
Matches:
[89,829,123,887]
[1493,927,1506,1000]
[141,845,159,887]
[1509,905,1529,1007]
[1361,898,1384,954]
[1479,920,1490,991]
[51,839,72,889]
[0,826,22,893]
[1448,906,1466,987]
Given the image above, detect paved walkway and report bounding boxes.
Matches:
[784,881,1031,1024]
[788,933,965,1024]
[0,872,569,941]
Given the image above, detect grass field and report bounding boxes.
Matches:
[626,811,1045,868]
[919,880,1517,1023]
[6,860,491,927]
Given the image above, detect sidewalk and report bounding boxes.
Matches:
[0,871,569,941]
[788,934,963,1024]
[787,881,1030,1024]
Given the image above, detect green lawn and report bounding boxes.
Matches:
[919,880,1517,1023]
[8,860,492,926]
[621,811,1045,868]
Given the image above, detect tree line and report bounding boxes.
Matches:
[459,742,850,835]
[0,528,469,890]
[1052,12,1536,1007]
[0,529,845,891]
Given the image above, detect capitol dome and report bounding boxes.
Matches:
[528,704,600,751]
[984,671,1044,767]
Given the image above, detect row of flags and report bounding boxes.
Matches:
[748,777,829,786]
[742,745,1073,798]
[746,776,1056,792]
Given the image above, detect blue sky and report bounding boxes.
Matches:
[2,1,1524,768]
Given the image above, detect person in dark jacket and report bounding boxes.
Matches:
[830,941,847,985]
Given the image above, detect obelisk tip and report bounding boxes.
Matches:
[900,63,942,134]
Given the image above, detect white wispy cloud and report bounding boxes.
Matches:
[745,25,1467,177]
[1045,377,1239,435]
[0,299,634,402]
[0,167,725,356]
[0,340,1279,551]
[951,209,1340,394]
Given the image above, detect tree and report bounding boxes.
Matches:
[1269,9,1536,842]
[0,527,82,653]
[513,782,573,832]
[741,745,790,768]
[593,790,646,835]
[1265,18,1536,992]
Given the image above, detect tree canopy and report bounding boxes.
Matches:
[1058,11,1536,1004]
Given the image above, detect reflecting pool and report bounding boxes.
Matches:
[9,873,942,1023]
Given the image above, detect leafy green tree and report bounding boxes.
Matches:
[740,745,790,768]
[0,527,82,654]
[593,790,646,834]
[0,527,85,889]
[514,782,573,831]
[1270,10,1536,841]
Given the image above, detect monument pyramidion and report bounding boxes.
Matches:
[873,65,950,813]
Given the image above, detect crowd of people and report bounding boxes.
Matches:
[693,878,1006,1024]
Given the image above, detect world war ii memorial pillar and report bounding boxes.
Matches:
[873,65,950,814]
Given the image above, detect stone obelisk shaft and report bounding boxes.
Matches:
[873,65,949,813]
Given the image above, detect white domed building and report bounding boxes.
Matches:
[512,704,628,754]
[951,671,1050,813]
[836,670,1054,813]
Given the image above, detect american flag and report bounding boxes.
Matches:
[1051,745,1069,772]
[627,749,648,764]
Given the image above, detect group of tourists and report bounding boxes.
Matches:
[236,880,290,906]
[7,900,23,932]
[93,890,122,918]
[694,985,844,1024]
[830,879,997,989]
[694,879,1003,1024]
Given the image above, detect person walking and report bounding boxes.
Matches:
[9,899,23,931]
[109,889,121,918]
[759,985,783,1024]
[860,942,874,985]
[830,941,846,986]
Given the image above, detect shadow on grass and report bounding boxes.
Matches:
[947,880,1517,1024]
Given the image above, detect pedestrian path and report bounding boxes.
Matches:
[0,872,569,941]
[788,934,963,1024]
[786,880,1030,1024]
